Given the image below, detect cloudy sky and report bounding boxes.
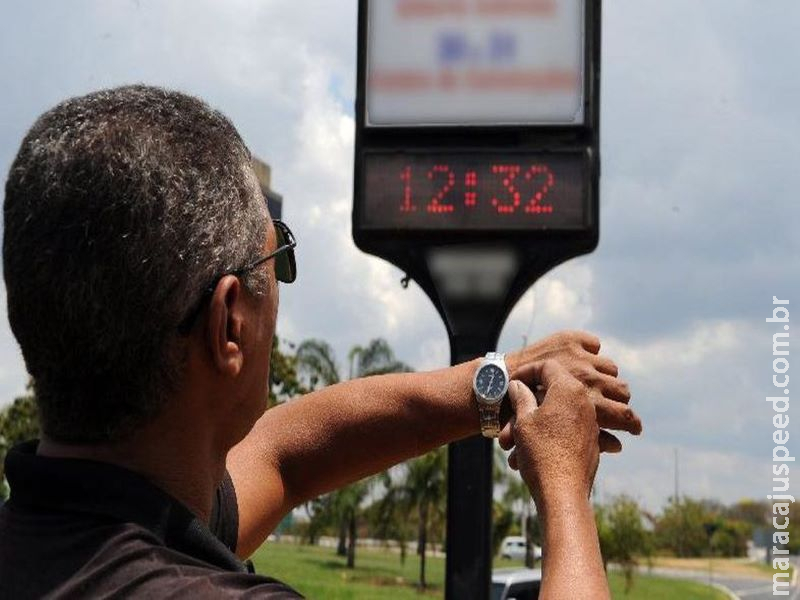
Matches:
[0,0,798,512]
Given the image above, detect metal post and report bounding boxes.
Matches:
[446,332,498,600]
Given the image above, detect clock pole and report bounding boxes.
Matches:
[446,329,500,600]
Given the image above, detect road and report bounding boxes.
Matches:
[638,559,800,600]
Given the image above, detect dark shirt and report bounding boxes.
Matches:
[0,441,302,599]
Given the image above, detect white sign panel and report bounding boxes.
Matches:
[366,0,586,127]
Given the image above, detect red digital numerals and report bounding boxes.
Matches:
[400,166,415,212]
[490,165,521,213]
[426,165,455,214]
[464,171,478,207]
[399,164,556,215]
[524,165,555,214]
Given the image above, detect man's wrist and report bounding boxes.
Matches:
[421,358,483,438]
[462,358,484,435]
[536,488,592,525]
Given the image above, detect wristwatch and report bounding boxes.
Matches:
[472,352,510,438]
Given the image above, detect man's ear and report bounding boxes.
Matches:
[206,275,245,377]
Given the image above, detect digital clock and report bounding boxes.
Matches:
[359,150,590,231]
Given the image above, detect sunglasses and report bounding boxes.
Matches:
[231,220,297,285]
[177,219,297,335]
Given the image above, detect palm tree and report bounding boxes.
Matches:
[369,478,413,565]
[347,338,412,379]
[296,339,340,389]
[503,473,539,567]
[495,443,542,567]
[377,448,447,589]
[297,337,412,568]
[335,479,371,568]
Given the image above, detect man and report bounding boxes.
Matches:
[0,86,641,598]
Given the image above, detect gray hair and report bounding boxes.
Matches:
[3,85,269,443]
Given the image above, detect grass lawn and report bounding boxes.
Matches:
[251,542,728,599]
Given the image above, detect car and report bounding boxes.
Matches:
[491,567,542,600]
[499,536,542,561]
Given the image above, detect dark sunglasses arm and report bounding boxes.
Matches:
[177,220,296,335]
[234,239,296,276]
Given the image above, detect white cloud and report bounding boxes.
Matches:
[604,320,741,375]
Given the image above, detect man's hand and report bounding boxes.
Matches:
[501,360,613,599]
[500,361,603,508]
[505,331,642,444]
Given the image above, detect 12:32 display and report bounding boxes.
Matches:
[360,151,589,231]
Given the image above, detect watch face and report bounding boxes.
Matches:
[475,364,507,402]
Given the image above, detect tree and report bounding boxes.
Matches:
[502,473,538,567]
[492,445,516,559]
[369,477,414,565]
[493,501,516,558]
[376,448,447,589]
[724,499,769,528]
[710,518,750,558]
[296,339,341,390]
[0,381,40,499]
[269,335,308,407]
[595,496,650,592]
[334,479,372,569]
[297,338,412,569]
[347,339,412,379]
[786,503,800,555]
[655,497,714,557]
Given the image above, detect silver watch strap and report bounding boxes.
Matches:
[479,404,502,438]
[485,351,505,361]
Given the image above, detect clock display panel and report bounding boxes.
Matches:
[361,150,589,231]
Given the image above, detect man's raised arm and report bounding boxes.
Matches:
[500,361,612,599]
[227,331,641,558]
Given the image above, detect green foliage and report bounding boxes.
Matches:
[653,498,754,559]
[347,339,413,378]
[492,444,509,486]
[655,498,715,557]
[723,499,769,528]
[269,335,308,407]
[596,496,651,593]
[718,499,800,555]
[492,501,516,558]
[339,480,373,568]
[710,519,750,557]
[787,503,800,554]
[0,381,40,498]
[367,483,413,565]
[498,470,539,565]
[375,448,447,588]
[526,512,543,548]
[296,339,341,389]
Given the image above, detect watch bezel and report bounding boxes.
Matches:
[472,355,510,406]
